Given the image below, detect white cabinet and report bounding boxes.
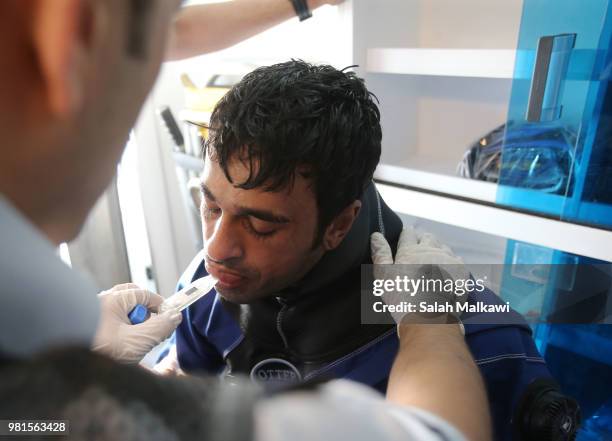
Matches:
[351,0,522,183]
[347,0,612,262]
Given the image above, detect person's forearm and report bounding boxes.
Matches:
[166,0,329,61]
[387,325,491,441]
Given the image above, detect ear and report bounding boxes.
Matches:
[322,200,362,251]
[32,0,93,116]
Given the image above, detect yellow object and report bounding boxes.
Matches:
[181,73,242,138]
[181,73,231,113]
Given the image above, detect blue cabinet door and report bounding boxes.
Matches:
[497,0,612,229]
[497,3,612,439]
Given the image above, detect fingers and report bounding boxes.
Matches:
[122,289,161,310]
[370,232,393,264]
[418,232,456,256]
[102,283,139,294]
[138,291,165,310]
[418,232,443,248]
[137,310,183,343]
[395,228,418,263]
[106,286,165,313]
[399,227,419,248]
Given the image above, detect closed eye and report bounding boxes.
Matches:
[243,218,278,240]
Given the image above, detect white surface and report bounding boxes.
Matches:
[117,135,156,292]
[133,95,199,297]
[375,163,498,202]
[58,243,72,267]
[377,183,612,263]
[367,48,517,78]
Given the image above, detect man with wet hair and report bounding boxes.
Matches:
[172,60,553,441]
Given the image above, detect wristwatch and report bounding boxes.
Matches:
[290,0,312,21]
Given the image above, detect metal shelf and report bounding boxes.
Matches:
[376,182,612,262]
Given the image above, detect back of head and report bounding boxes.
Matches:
[206,60,382,237]
[0,348,257,441]
[0,0,178,244]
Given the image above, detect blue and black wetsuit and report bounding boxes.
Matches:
[173,183,552,441]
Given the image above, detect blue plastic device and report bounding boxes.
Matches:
[128,304,151,325]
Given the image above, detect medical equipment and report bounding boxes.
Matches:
[457,122,575,194]
[128,276,217,325]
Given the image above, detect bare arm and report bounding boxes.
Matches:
[166,0,341,61]
[387,324,491,441]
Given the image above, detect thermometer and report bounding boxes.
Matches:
[128,275,217,325]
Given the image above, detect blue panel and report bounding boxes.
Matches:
[501,241,612,440]
[498,3,612,437]
[498,0,612,229]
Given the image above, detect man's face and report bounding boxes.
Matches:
[200,156,326,303]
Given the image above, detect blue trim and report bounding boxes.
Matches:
[304,328,397,383]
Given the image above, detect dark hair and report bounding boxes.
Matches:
[0,348,258,441]
[205,60,382,241]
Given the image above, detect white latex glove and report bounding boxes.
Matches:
[152,344,185,376]
[370,228,469,327]
[92,283,182,364]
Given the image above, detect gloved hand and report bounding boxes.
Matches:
[370,228,470,328]
[92,283,182,364]
[152,344,185,376]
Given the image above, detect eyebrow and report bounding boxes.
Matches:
[200,183,291,224]
[200,183,217,202]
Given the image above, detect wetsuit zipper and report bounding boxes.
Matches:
[276,297,290,349]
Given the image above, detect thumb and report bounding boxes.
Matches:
[371,232,394,265]
[395,227,419,263]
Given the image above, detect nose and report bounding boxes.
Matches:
[205,214,243,264]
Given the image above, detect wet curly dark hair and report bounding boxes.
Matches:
[204,60,382,242]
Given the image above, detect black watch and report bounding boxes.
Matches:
[290,0,312,21]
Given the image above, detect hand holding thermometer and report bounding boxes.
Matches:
[128,276,217,325]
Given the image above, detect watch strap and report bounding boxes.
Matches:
[290,0,313,21]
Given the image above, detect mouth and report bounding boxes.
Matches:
[205,262,248,289]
